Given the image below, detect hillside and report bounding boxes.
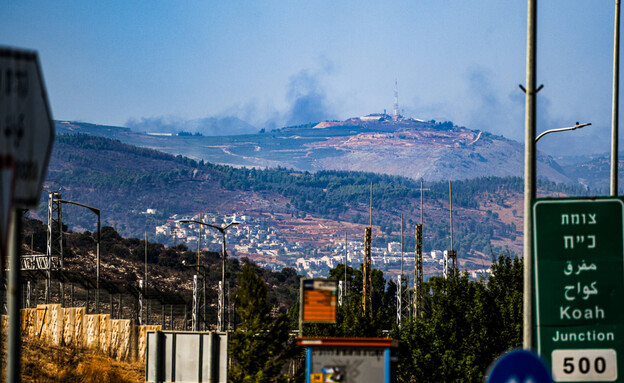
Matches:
[55,117,571,183]
[22,216,300,323]
[35,134,594,280]
[560,153,624,192]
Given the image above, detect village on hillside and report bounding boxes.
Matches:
[154,211,492,280]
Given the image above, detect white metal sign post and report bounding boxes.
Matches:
[0,47,55,383]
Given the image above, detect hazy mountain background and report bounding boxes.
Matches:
[56,116,616,189]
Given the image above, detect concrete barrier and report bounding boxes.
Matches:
[5,304,162,362]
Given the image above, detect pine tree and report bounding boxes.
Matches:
[229,263,298,383]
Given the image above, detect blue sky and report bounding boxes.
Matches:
[1,1,619,155]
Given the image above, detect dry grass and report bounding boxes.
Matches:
[19,337,144,383]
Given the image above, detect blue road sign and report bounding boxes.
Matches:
[487,349,552,383]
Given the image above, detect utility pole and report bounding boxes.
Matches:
[362,182,373,316]
[179,216,238,332]
[523,0,538,351]
[612,0,621,196]
[397,215,403,327]
[340,233,347,306]
[195,214,202,331]
[397,214,410,327]
[414,180,424,318]
[145,232,148,325]
[344,232,347,300]
[46,192,62,304]
[400,214,404,277]
[449,181,456,271]
[139,279,144,325]
[363,228,372,315]
[444,181,457,278]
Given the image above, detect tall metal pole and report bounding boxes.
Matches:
[612,0,621,196]
[144,231,148,324]
[196,214,201,331]
[7,209,22,383]
[414,180,424,318]
[400,214,404,274]
[57,200,100,312]
[370,181,373,227]
[192,275,198,331]
[449,181,457,272]
[96,212,100,314]
[449,181,453,252]
[197,214,202,274]
[344,233,347,303]
[524,0,538,351]
[220,231,226,332]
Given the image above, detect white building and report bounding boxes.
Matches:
[430,250,443,260]
[388,242,401,253]
[155,225,170,236]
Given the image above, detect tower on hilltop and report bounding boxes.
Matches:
[393,79,399,121]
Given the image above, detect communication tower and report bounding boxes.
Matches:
[393,79,399,121]
[362,182,373,315]
[414,180,424,317]
[444,181,458,278]
[363,227,372,315]
[396,215,411,327]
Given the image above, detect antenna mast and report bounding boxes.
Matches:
[363,182,373,315]
[444,181,457,278]
[414,181,424,317]
[397,214,410,327]
[393,79,399,121]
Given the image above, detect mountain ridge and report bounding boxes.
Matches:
[55,116,573,184]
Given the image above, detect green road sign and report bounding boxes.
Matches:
[533,198,624,382]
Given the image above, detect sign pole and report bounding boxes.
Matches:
[1,47,56,383]
[7,208,21,383]
[612,0,621,196]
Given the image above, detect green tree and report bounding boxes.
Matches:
[394,254,523,382]
[229,263,298,383]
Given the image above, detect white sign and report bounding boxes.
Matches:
[551,349,617,382]
[0,47,55,208]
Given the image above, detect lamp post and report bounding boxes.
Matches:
[179,218,239,332]
[178,217,204,331]
[59,200,100,313]
[535,122,591,143]
[521,117,591,350]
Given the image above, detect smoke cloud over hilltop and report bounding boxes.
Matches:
[126,63,338,134]
[284,68,338,126]
[125,116,258,136]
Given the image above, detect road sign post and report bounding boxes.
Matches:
[534,198,624,382]
[0,47,55,383]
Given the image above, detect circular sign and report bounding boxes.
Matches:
[487,349,552,383]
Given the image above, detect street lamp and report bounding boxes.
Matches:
[59,200,100,313]
[178,218,239,332]
[535,122,591,143]
[523,119,591,350]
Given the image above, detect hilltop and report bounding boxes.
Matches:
[55,116,571,183]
